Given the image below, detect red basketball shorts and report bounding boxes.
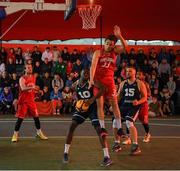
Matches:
[138,101,149,124]
[16,101,39,119]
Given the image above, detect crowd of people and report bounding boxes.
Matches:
[0,45,180,116]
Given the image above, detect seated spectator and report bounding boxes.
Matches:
[15,47,24,75]
[66,60,73,75]
[167,75,176,96]
[34,72,44,90]
[62,86,73,114]
[61,47,70,63]
[52,46,61,64]
[41,86,50,103]
[52,73,64,92]
[72,58,83,76]
[50,85,63,115]
[65,75,73,88]
[0,87,13,114]
[148,95,165,117]
[149,74,159,92]
[0,62,6,76]
[41,57,52,74]
[141,59,150,74]
[6,58,16,76]
[23,48,32,62]
[41,47,53,62]
[0,47,7,64]
[33,61,41,74]
[160,87,174,115]
[42,72,52,91]
[31,46,42,64]
[0,71,11,89]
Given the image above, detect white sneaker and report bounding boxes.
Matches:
[143,133,151,143]
[122,137,131,145]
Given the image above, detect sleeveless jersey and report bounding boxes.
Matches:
[18,75,36,104]
[121,80,140,107]
[95,48,117,78]
[76,81,94,100]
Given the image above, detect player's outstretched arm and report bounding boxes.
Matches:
[113,25,128,54]
[89,50,100,88]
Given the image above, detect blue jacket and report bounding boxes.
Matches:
[0,90,13,103]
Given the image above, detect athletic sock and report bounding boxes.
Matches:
[64,144,70,154]
[114,118,122,129]
[103,148,110,158]
[99,120,105,128]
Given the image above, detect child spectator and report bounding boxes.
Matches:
[50,85,63,115]
[62,86,73,114]
[41,86,50,103]
[148,95,165,117]
[0,87,13,114]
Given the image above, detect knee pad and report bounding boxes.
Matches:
[126,120,134,129]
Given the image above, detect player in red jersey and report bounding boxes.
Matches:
[137,71,151,142]
[11,64,48,142]
[89,25,127,136]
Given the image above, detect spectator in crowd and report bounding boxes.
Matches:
[160,86,173,115]
[66,60,73,75]
[167,75,176,96]
[0,47,7,64]
[41,47,53,62]
[31,46,42,64]
[0,71,11,89]
[0,87,13,114]
[149,73,159,92]
[61,47,70,62]
[41,57,52,74]
[0,62,6,76]
[10,72,19,113]
[70,49,80,64]
[128,48,136,63]
[52,46,61,64]
[15,47,24,74]
[149,61,158,76]
[148,95,165,117]
[34,72,44,90]
[141,59,150,74]
[52,73,64,92]
[80,50,89,69]
[65,75,73,88]
[23,48,32,62]
[72,58,83,76]
[6,57,16,76]
[33,61,41,74]
[158,47,170,63]
[62,86,73,114]
[42,72,52,91]
[7,48,16,64]
[41,86,50,103]
[120,50,129,63]
[136,48,147,68]
[50,85,63,115]
[53,57,66,81]
[168,49,176,65]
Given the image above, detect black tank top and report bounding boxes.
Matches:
[121,80,140,107]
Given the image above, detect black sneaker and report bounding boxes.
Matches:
[100,157,112,167]
[117,128,125,137]
[112,142,122,152]
[63,153,69,163]
[130,144,141,155]
[100,128,108,137]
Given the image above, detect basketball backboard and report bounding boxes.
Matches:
[64,0,76,21]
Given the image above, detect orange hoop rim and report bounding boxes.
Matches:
[78,4,102,10]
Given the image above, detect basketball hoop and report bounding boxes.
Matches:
[78,4,102,30]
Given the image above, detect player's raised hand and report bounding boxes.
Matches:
[114,25,121,37]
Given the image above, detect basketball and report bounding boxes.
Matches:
[75,99,89,112]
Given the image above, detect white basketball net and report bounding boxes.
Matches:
[78,5,102,30]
